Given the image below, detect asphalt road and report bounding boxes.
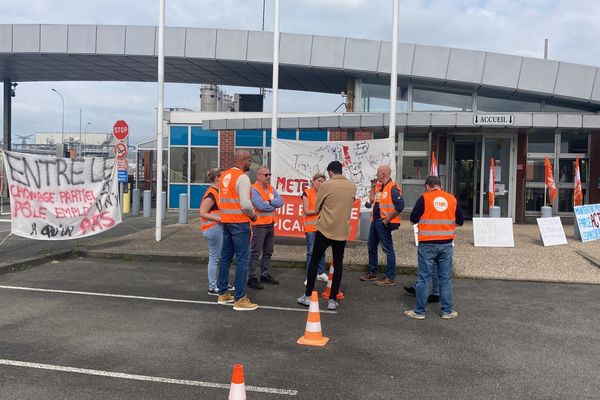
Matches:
[0,257,598,399]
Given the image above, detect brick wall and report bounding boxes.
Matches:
[355,130,372,140]
[329,129,347,141]
[219,130,235,168]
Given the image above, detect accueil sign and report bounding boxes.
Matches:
[473,114,514,126]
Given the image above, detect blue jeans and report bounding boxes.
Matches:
[202,223,223,291]
[306,231,325,275]
[218,222,251,301]
[411,264,439,296]
[414,242,454,315]
[367,218,396,279]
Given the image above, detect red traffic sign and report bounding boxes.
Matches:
[113,120,129,141]
[114,142,127,159]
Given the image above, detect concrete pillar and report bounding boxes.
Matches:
[132,189,141,216]
[143,190,151,217]
[179,193,188,224]
[3,79,11,152]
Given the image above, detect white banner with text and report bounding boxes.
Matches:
[271,137,396,201]
[2,151,122,240]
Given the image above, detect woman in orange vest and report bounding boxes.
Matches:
[302,172,328,284]
[199,167,224,296]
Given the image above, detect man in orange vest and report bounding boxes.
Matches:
[301,172,328,284]
[360,165,404,286]
[217,150,259,311]
[404,175,464,320]
[247,166,284,290]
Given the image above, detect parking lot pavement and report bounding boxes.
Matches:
[0,258,599,400]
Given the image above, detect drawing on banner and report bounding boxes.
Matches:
[1,151,122,240]
[274,138,395,201]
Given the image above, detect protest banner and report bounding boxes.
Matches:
[536,217,568,246]
[2,151,122,240]
[271,138,395,202]
[473,218,514,247]
[574,204,600,243]
[274,195,361,240]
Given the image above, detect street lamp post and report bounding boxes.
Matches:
[83,121,91,156]
[51,88,65,145]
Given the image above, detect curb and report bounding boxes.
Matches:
[0,251,75,276]
[75,250,419,276]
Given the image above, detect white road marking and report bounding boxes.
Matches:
[0,285,337,314]
[0,358,298,396]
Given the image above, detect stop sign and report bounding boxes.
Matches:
[113,120,129,141]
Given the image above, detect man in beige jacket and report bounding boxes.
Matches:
[297,160,357,311]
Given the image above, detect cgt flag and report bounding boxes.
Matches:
[488,158,495,209]
[573,156,583,206]
[544,156,557,205]
[429,151,438,177]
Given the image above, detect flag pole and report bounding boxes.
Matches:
[544,184,547,208]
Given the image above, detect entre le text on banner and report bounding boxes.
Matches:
[2,151,122,240]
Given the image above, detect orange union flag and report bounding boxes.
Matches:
[544,156,557,204]
[573,156,583,206]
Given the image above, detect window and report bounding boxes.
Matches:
[560,132,588,154]
[477,94,541,112]
[361,82,408,112]
[413,87,472,112]
[190,148,219,183]
[528,130,555,154]
[169,148,188,183]
[170,126,188,145]
[403,130,429,152]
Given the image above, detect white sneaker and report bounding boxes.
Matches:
[303,279,307,286]
[317,273,329,282]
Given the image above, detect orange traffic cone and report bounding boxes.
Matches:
[321,262,345,299]
[228,364,246,400]
[297,291,329,347]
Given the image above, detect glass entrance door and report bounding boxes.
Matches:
[480,136,516,218]
[449,134,515,219]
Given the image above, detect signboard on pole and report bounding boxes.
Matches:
[536,217,568,246]
[113,142,127,160]
[574,204,600,242]
[112,120,129,141]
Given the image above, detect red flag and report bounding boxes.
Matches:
[573,156,583,206]
[544,156,557,204]
[430,151,438,177]
[488,158,495,209]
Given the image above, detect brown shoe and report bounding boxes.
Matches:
[374,277,396,286]
[360,272,379,281]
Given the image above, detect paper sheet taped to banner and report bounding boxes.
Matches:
[274,195,360,240]
[2,151,122,240]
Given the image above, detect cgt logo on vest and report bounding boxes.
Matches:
[433,197,448,212]
[222,173,231,188]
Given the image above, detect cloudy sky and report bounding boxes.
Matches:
[1,0,600,144]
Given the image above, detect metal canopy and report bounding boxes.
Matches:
[1,24,600,106]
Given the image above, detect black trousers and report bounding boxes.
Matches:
[305,230,346,299]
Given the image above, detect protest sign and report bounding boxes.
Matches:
[274,195,360,240]
[574,204,600,243]
[473,218,514,247]
[271,138,395,201]
[536,217,568,246]
[2,151,121,240]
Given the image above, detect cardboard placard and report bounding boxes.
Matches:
[473,218,514,247]
[536,217,567,246]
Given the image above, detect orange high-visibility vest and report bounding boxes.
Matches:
[417,189,457,242]
[200,186,220,231]
[303,187,318,233]
[219,167,251,224]
[372,180,402,224]
[251,182,277,226]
